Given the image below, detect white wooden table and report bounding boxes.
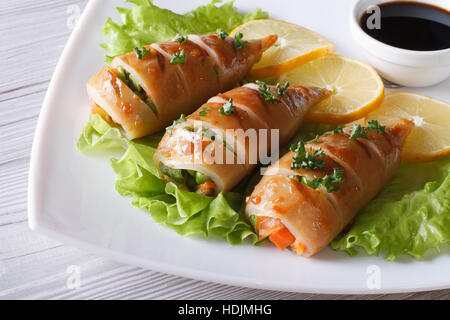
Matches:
[1,0,448,300]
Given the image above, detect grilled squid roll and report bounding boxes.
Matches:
[153,83,330,196]
[87,67,161,139]
[87,33,277,139]
[245,119,414,257]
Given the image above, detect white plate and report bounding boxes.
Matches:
[28,0,450,294]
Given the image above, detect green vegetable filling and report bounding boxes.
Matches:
[166,114,187,136]
[349,120,385,140]
[115,66,157,115]
[159,163,213,194]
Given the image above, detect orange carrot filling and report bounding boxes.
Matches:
[90,100,113,124]
[255,217,306,254]
[269,227,296,251]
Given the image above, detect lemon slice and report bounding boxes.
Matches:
[230,19,334,78]
[278,54,384,124]
[366,92,450,162]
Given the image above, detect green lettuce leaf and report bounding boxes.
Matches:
[331,156,450,260]
[78,114,256,245]
[102,0,268,62]
[77,114,128,151]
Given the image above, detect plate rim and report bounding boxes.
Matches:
[29,223,450,294]
[28,0,102,233]
[27,0,450,295]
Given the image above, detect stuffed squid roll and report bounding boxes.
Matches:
[87,33,277,139]
[245,119,414,257]
[153,82,330,196]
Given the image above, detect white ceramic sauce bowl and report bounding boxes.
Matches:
[350,0,450,87]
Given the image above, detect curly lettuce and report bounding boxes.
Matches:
[331,156,450,260]
[101,0,268,62]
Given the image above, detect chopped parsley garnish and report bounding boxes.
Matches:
[134,47,151,59]
[173,34,188,45]
[219,98,236,117]
[217,29,228,40]
[290,141,325,170]
[311,135,320,143]
[166,114,187,136]
[276,81,290,96]
[233,32,247,51]
[290,168,344,193]
[170,49,187,65]
[255,80,281,104]
[333,125,343,134]
[183,126,194,132]
[116,66,157,114]
[367,120,386,133]
[249,215,257,227]
[199,107,211,117]
[322,168,344,192]
[289,131,346,193]
[196,127,214,140]
[289,175,322,189]
[349,124,368,140]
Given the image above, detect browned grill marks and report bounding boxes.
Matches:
[155,51,165,72]
[351,138,372,158]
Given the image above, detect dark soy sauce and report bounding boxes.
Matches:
[360,1,450,51]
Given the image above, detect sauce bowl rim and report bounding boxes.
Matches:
[351,0,450,57]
